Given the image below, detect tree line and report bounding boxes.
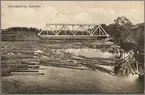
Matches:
[5,27,40,32]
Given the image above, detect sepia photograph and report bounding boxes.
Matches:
[1,1,144,94]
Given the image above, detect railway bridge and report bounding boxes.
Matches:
[38,24,110,39]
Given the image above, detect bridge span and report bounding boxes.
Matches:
[38,24,110,40]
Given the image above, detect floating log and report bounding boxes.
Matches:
[1,56,36,62]
[129,68,135,75]
[78,55,114,61]
[121,57,134,67]
[123,67,127,75]
[22,58,40,62]
[11,72,44,75]
[116,54,133,65]
[131,63,136,72]
[78,62,96,71]
[2,64,28,70]
[71,57,114,66]
[28,61,39,65]
[49,63,80,67]
[11,70,39,72]
[47,65,91,71]
[28,65,40,69]
[126,68,130,75]
[79,62,114,75]
[1,60,21,64]
[28,68,47,70]
[10,50,34,54]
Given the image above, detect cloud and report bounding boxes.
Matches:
[2,6,57,28]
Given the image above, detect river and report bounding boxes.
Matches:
[1,48,144,94]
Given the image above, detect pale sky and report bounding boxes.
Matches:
[1,1,144,29]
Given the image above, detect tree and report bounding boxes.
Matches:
[113,16,133,42]
[107,24,121,42]
[114,16,132,27]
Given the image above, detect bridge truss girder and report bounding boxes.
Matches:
[38,24,109,37]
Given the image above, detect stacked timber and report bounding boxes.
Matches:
[1,54,44,76]
[79,62,114,75]
[114,53,144,76]
[40,59,80,67]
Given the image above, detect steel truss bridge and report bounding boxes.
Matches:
[38,24,110,39]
